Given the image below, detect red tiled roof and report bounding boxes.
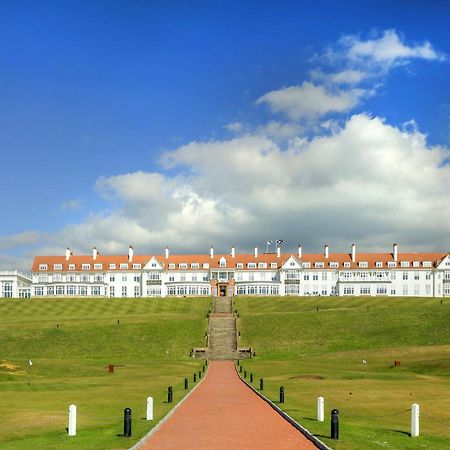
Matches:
[31,251,448,272]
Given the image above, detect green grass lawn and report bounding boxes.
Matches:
[234,296,450,450]
[0,296,210,449]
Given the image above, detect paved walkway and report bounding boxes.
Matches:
[139,360,318,449]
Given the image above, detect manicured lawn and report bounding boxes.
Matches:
[234,296,450,450]
[0,296,210,449]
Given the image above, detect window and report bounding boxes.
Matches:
[109,264,116,270]
[330,262,339,268]
[402,272,408,280]
[120,263,128,269]
[402,285,408,295]
[247,263,256,269]
[56,286,64,295]
[426,272,431,280]
[414,285,420,296]
[94,264,103,270]
[423,261,432,268]
[400,261,410,268]
[322,272,327,281]
[67,285,76,295]
[270,262,277,268]
[53,273,62,282]
[376,261,383,268]
[53,264,62,270]
[248,273,254,281]
[390,289,396,295]
[304,274,309,281]
[192,275,197,282]
[376,286,387,295]
[149,272,160,280]
[203,263,209,269]
[69,264,75,270]
[110,275,115,282]
[67,274,76,282]
[361,286,370,295]
[95,274,103,282]
[312,274,319,281]
[426,284,431,295]
[122,286,127,297]
[132,263,141,269]
[237,263,243,269]
[343,286,354,295]
[390,272,396,280]
[191,263,199,269]
[168,264,175,269]
[92,286,101,296]
[359,262,368,268]
[169,275,175,282]
[180,274,186,282]
[315,262,324,268]
[35,287,44,296]
[413,261,420,268]
[134,286,140,297]
[151,262,157,268]
[109,287,115,297]
[258,262,267,268]
[122,275,127,282]
[343,262,351,268]
[82,264,90,270]
[134,275,140,282]
[179,263,188,269]
[47,286,54,296]
[387,261,396,268]
[39,264,48,271]
[220,259,226,268]
[414,272,420,280]
[3,282,13,298]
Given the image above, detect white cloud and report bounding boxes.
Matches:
[256,81,367,120]
[310,69,369,85]
[61,199,81,210]
[343,30,444,66]
[224,122,245,133]
[5,113,449,272]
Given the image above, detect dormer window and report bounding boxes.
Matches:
[247,263,256,269]
[94,264,103,270]
[359,262,368,268]
[53,264,63,270]
[82,264,91,270]
[258,262,267,268]
[203,263,209,269]
[109,264,116,270]
[423,261,432,268]
[376,261,383,268]
[191,263,199,269]
[236,263,243,269]
[315,262,324,268]
[343,262,351,268]
[69,264,75,270]
[413,261,420,268]
[132,263,141,269]
[270,262,277,268]
[178,263,188,269]
[301,262,311,268]
[400,261,410,268]
[120,263,128,269]
[329,262,339,268]
[388,261,397,268]
[168,263,175,269]
[39,264,48,271]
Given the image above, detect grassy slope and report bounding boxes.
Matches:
[0,297,210,449]
[235,296,450,450]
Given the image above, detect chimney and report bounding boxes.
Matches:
[210,246,214,259]
[324,244,329,259]
[128,246,133,262]
[298,244,302,258]
[351,243,356,263]
[277,246,281,258]
[393,243,398,262]
[93,246,98,260]
[65,247,71,261]
[165,247,169,259]
[254,246,258,258]
[231,246,235,258]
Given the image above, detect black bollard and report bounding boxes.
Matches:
[123,407,132,437]
[244,371,247,378]
[193,373,197,382]
[259,378,264,390]
[279,386,285,403]
[198,371,202,379]
[202,364,205,372]
[331,409,339,439]
[168,386,173,403]
[250,373,253,383]
[237,360,240,366]
[205,360,208,366]
[239,365,243,373]
[184,377,188,390]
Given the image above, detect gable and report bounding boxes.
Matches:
[281,255,301,270]
[143,256,164,270]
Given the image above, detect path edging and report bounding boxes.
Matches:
[235,366,333,450]
[129,363,209,450]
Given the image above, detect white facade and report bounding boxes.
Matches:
[0,271,32,298]
[29,244,450,298]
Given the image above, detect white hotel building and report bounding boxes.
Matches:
[29,243,450,298]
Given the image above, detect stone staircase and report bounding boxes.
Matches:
[203,297,252,360]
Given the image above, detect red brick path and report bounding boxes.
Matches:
[140,360,318,449]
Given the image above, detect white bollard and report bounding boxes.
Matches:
[411,403,419,437]
[317,396,324,422]
[68,404,76,436]
[147,396,153,421]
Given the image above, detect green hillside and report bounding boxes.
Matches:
[235,296,450,450]
[0,297,209,449]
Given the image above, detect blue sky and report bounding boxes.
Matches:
[1,1,450,270]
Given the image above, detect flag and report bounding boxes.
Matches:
[28,359,33,367]
[276,239,284,246]
[267,240,273,245]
